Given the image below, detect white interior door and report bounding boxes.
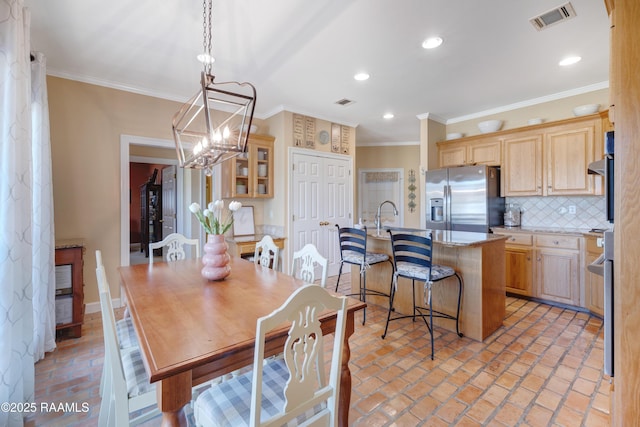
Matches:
[291,150,351,277]
[161,165,177,238]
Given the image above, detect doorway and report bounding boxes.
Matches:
[120,135,192,267]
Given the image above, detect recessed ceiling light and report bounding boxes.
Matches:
[354,72,370,81]
[422,36,443,49]
[559,56,581,66]
[383,113,394,119]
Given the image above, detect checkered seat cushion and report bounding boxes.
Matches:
[121,346,154,398]
[342,250,389,266]
[194,359,325,427]
[395,261,456,282]
[116,316,139,349]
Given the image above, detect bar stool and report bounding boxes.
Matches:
[382,230,463,360]
[335,225,393,325]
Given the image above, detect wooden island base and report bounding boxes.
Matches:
[352,230,507,342]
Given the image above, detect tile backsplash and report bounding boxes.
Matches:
[506,196,610,230]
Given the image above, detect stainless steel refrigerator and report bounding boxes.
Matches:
[425,165,505,232]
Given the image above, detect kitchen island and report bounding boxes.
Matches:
[355,228,508,342]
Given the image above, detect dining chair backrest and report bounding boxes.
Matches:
[254,235,280,270]
[388,231,434,275]
[148,232,199,264]
[95,250,158,426]
[290,243,328,287]
[251,284,348,426]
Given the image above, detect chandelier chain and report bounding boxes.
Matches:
[202,0,213,74]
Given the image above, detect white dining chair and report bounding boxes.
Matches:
[194,284,348,427]
[290,243,328,288]
[254,235,280,270]
[95,250,159,426]
[148,232,199,264]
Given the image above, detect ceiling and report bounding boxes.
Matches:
[24,0,610,145]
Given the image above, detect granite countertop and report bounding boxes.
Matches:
[492,226,610,237]
[367,228,508,248]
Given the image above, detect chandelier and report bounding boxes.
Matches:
[172,0,256,175]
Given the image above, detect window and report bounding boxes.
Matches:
[358,169,403,228]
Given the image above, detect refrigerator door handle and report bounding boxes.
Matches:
[444,184,451,230]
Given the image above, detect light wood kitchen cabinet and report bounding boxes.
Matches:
[545,119,602,196]
[496,230,584,307]
[501,114,604,197]
[505,246,534,297]
[535,234,581,306]
[221,134,274,199]
[584,235,604,316]
[498,232,535,297]
[437,137,501,167]
[502,133,544,196]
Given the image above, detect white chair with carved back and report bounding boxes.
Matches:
[291,243,328,288]
[95,250,159,426]
[194,284,348,427]
[148,232,199,264]
[254,235,280,270]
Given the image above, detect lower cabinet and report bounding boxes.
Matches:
[505,246,534,297]
[535,247,580,306]
[497,230,582,308]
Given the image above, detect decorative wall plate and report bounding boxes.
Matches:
[318,130,330,145]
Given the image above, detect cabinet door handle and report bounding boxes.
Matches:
[553,240,559,245]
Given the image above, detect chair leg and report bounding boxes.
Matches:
[429,284,435,360]
[361,267,367,325]
[334,263,343,292]
[381,275,397,339]
[455,273,464,337]
[411,279,417,322]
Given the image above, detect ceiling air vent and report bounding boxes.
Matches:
[335,98,355,106]
[530,2,577,31]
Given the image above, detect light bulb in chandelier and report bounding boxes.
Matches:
[197,53,215,64]
[223,125,230,140]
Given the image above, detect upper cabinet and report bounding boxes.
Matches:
[502,133,544,196]
[438,112,606,197]
[545,119,601,196]
[438,137,501,168]
[221,134,275,199]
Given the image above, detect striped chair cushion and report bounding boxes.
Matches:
[121,346,154,398]
[343,250,389,266]
[194,359,324,427]
[116,317,138,349]
[395,261,456,282]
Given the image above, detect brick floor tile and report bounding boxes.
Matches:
[525,404,554,426]
[492,402,525,426]
[535,388,562,411]
[465,398,496,424]
[436,398,467,424]
[572,377,597,396]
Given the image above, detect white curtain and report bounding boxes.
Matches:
[0,1,56,425]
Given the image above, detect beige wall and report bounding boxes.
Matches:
[49,76,186,305]
[445,88,609,137]
[355,145,421,229]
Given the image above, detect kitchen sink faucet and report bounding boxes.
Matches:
[375,200,398,235]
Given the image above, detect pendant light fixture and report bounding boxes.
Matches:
[172,0,257,175]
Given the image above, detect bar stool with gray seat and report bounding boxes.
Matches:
[382,230,463,360]
[335,225,393,324]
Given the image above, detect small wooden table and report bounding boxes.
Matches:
[118,257,365,427]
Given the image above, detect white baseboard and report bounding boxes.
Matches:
[85,298,123,314]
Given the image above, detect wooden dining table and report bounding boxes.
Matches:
[118,256,366,427]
